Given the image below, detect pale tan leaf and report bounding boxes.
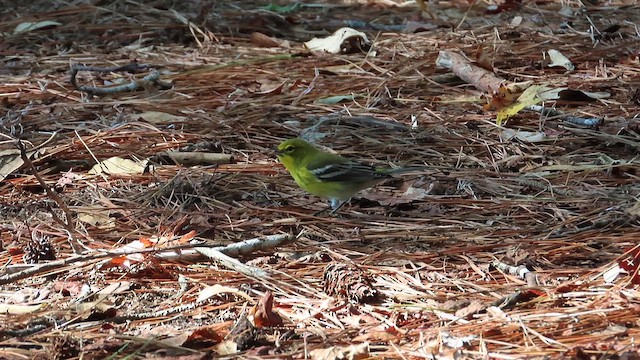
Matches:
[309,342,369,360]
[14,21,61,34]
[215,340,238,355]
[305,27,370,54]
[502,129,547,143]
[0,303,46,314]
[89,156,147,175]
[135,111,186,124]
[77,206,115,229]
[547,49,575,71]
[0,149,40,181]
[197,284,253,303]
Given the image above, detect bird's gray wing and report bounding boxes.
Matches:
[307,160,390,182]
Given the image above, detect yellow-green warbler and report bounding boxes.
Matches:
[276,138,427,211]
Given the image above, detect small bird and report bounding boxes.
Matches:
[276,138,427,212]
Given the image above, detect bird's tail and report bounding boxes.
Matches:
[385,166,431,175]
[385,165,451,176]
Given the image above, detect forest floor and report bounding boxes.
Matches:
[1,0,639,359]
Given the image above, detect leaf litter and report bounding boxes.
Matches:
[0,0,639,359]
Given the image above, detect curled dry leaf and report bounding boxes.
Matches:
[181,326,225,347]
[216,340,238,356]
[625,200,640,218]
[134,111,186,124]
[73,301,117,320]
[352,329,401,343]
[0,303,46,315]
[250,32,289,48]
[454,300,487,320]
[197,284,253,303]
[251,290,283,328]
[305,27,370,54]
[547,49,575,71]
[14,20,61,34]
[88,156,148,175]
[77,206,115,229]
[309,342,369,360]
[483,83,516,112]
[603,264,622,283]
[502,129,547,143]
[0,148,41,182]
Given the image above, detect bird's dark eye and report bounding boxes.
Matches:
[285,145,294,152]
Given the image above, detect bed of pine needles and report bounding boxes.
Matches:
[1,0,639,359]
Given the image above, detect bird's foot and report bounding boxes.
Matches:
[313,199,347,216]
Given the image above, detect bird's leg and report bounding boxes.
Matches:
[329,198,347,214]
[313,198,346,216]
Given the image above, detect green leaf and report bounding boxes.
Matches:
[316,94,356,104]
[262,3,301,14]
[14,21,61,34]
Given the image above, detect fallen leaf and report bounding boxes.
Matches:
[186,326,226,345]
[197,284,254,303]
[441,332,476,348]
[89,156,148,175]
[309,342,369,360]
[252,290,283,328]
[255,79,289,95]
[626,200,640,218]
[557,88,610,101]
[135,111,186,124]
[77,206,115,229]
[603,264,622,283]
[261,2,301,13]
[502,129,547,143]
[319,64,361,75]
[158,333,191,348]
[316,94,356,104]
[73,301,115,315]
[0,148,41,182]
[352,330,400,343]
[547,49,575,71]
[454,300,486,319]
[96,281,133,301]
[14,21,61,34]
[250,32,289,48]
[496,84,544,125]
[0,303,46,314]
[483,83,516,112]
[305,27,370,54]
[216,340,238,355]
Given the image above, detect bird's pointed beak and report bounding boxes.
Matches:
[275,148,284,160]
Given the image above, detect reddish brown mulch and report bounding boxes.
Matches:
[1,0,639,359]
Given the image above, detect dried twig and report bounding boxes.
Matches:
[70,63,171,95]
[16,141,85,254]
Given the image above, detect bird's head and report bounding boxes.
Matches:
[276,138,316,168]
